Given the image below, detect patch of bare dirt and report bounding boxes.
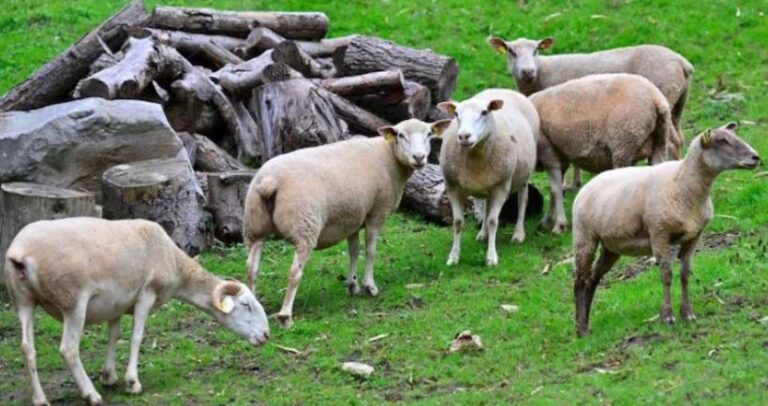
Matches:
[618,332,663,349]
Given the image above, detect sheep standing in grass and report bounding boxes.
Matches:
[530,73,679,234]
[243,118,451,328]
[438,89,539,266]
[3,217,270,406]
[571,123,760,337]
[488,36,693,189]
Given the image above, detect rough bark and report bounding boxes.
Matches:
[334,36,459,102]
[198,40,243,69]
[101,158,210,255]
[401,164,453,223]
[250,79,348,160]
[134,27,246,53]
[149,6,329,40]
[205,171,255,243]
[165,70,222,135]
[213,50,275,95]
[273,41,324,78]
[313,70,404,97]
[232,99,263,164]
[472,184,545,224]
[75,37,163,99]
[0,183,100,284]
[355,80,431,123]
[0,98,183,196]
[297,35,355,58]
[235,27,287,59]
[0,0,149,111]
[322,89,391,135]
[179,132,245,172]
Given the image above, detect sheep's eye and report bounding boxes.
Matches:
[481,110,488,116]
[397,132,405,139]
[715,137,729,145]
[242,303,251,311]
[509,49,517,57]
[533,49,539,56]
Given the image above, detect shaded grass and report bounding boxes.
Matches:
[1,0,768,405]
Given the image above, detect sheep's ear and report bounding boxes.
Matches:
[217,296,235,314]
[377,126,397,143]
[487,99,504,111]
[430,119,452,138]
[701,129,712,148]
[724,121,738,131]
[538,37,555,50]
[437,101,457,115]
[487,37,508,55]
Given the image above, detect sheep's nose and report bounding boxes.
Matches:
[458,133,470,141]
[413,154,425,164]
[753,154,761,162]
[263,331,270,340]
[521,68,535,78]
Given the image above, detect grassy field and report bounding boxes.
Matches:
[2,0,768,404]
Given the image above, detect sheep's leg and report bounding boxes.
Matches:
[277,244,311,328]
[446,188,465,266]
[362,225,381,296]
[18,302,49,406]
[246,240,264,291]
[60,298,102,405]
[679,233,702,322]
[651,233,675,324]
[345,231,361,295]
[542,167,567,234]
[124,291,156,395]
[512,185,528,243]
[585,247,620,320]
[573,237,598,337]
[475,199,488,242]
[484,188,507,267]
[100,318,121,386]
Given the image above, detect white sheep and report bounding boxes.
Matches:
[437,88,539,266]
[3,217,269,406]
[488,36,693,188]
[571,123,760,337]
[529,73,679,234]
[243,118,452,328]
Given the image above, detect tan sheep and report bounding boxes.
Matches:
[3,217,269,406]
[530,73,679,234]
[488,36,693,188]
[571,123,760,337]
[243,118,451,328]
[438,89,539,266]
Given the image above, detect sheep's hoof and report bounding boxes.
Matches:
[486,254,499,267]
[661,312,676,325]
[276,314,294,329]
[475,231,487,242]
[125,378,142,395]
[84,391,104,405]
[511,232,525,244]
[32,398,50,406]
[681,309,697,323]
[446,252,460,266]
[100,368,118,386]
[363,284,379,297]
[346,281,360,296]
[552,223,568,235]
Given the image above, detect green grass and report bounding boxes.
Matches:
[2,0,768,404]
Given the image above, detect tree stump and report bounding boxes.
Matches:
[101,158,210,255]
[401,164,453,223]
[205,171,255,243]
[0,183,99,284]
[334,36,459,102]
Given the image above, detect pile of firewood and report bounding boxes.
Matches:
[0,1,470,258]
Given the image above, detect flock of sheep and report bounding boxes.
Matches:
[3,34,762,405]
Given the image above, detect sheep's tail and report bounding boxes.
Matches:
[242,175,278,245]
[650,96,673,164]
[670,58,694,146]
[4,254,41,298]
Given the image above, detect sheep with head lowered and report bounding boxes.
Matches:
[488,36,693,189]
[3,217,269,406]
[438,88,539,266]
[243,118,451,328]
[571,123,760,337]
[530,73,680,234]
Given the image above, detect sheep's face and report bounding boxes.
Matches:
[378,119,452,169]
[437,99,504,148]
[700,122,760,171]
[212,282,270,346]
[488,37,554,84]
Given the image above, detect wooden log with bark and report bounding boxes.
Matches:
[198,40,243,69]
[149,6,329,40]
[273,41,325,78]
[165,70,222,135]
[313,70,405,98]
[134,27,247,53]
[322,89,391,135]
[334,36,459,102]
[297,35,355,58]
[178,132,246,172]
[354,80,431,123]
[101,158,210,255]
[471,185,544,225]
[250,79,348,160]
[205,171,255,243]
[0,182,100,281]
[0,0,149,111]
[213,50,275,95]
[235,27,287,59]
[401,164,453,223]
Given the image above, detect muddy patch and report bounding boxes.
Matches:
[618,332,663,349]
[616,231,741,281]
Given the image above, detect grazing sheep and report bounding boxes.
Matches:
[243,118,451,328]
[438,89,539,266]
[3,217,269,406]
[530,73,678,234]
[488,36,693,188]
[571,123,760,337]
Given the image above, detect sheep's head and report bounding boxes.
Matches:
[378,118,452,169]
[437,98,503,148]
[211,281,270,346]
[698,122,760,171]
[487,36,554,84]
